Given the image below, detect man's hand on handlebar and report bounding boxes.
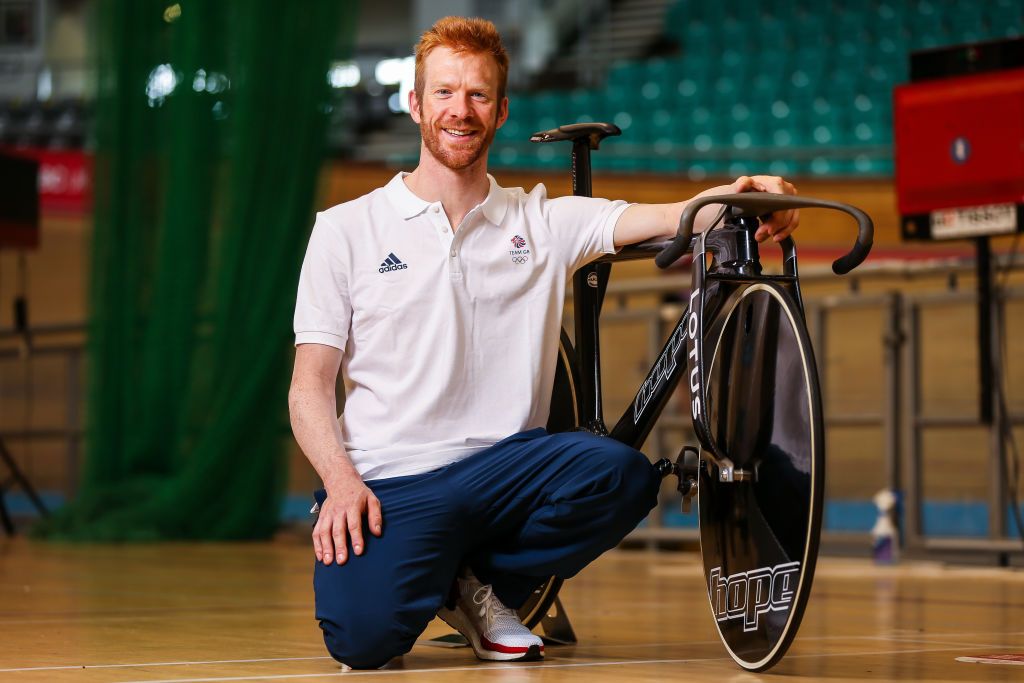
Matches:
[613,175,799,249]
[314,471,383,566]
[728,175,799,243]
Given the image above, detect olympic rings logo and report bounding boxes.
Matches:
[512,256,529,264]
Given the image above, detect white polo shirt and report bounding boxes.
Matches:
[294,172,630,480]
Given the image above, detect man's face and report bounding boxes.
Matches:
[410,47,508,171]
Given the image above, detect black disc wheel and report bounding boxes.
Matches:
[698,281,824,671]
[518,328,579,629]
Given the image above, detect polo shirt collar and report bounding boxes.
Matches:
[384,172,508,226]
[479,174,508,226]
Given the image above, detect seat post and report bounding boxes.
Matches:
[569,136,606,433]
[571,138,592,198]
[530,122,621,435]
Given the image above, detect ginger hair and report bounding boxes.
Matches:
[414,16,509,102]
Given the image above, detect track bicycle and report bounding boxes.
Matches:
[512,121,874,672]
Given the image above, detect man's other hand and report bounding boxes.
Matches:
[313,474,383,565]
[729,175,800,243]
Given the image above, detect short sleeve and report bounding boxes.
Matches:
[293,213,351,350]
[539,190,633,272]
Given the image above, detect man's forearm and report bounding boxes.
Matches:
[614,184,734,247]
[288,385,361,490]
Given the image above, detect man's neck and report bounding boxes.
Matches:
[403,148,490,231]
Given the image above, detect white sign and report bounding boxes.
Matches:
[931,203,1017,239]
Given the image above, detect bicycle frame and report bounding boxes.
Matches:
[574,224,805,455]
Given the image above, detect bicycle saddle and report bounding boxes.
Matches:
[530,122,621,150]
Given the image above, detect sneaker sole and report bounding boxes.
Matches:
[438,607,544,662]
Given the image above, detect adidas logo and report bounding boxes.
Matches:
[378,252,408,273]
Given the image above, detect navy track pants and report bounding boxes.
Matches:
[312,428,662,669]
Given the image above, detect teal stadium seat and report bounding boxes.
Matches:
[674,75,705,112]
[907,1,949,50]
[568,89,602,123]
[514,94,538,136]
[603,80,630,110]
[683,20,713,54]
[721,17,747,46]
[644,58,675,88]
[608,61,646,90]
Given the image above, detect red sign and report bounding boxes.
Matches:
[35,149,92,213]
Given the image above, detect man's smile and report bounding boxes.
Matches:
[442,127,478,139]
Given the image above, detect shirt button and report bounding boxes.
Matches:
[432,206,440,213]
[450,249,456,257]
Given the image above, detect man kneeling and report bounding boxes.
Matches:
[288,15,800,669]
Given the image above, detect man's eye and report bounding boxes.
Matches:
[436,89,451,96]
[472,92,488,100]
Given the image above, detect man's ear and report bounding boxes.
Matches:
[496,96,509,129]
[409,90,422,124]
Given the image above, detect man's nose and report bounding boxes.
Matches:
[447,95,472,120]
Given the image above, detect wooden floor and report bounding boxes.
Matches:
[1,538,1023,682]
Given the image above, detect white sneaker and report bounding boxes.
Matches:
[437,570,544,662]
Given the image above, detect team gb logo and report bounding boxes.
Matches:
[509,235,530,264]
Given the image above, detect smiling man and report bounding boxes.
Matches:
[289,16,798,670]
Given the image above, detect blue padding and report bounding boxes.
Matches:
[824,499,877,532]
[922,501,990,537]
[828,499,1001,537]
[1007,507,1024,537]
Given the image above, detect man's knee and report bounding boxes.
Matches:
[549,433,659,513]
[319,614,413,670]
[583,436,658,498]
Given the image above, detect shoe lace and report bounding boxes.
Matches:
[472,584,518,622]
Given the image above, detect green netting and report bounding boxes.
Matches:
[34,0,355,541]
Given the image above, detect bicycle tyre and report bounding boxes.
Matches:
[518,327,579,629]
[698,280,824,671]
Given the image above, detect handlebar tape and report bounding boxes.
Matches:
[654,192,874,275]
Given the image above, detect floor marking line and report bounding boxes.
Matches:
[111,644,1016,683]
[0,657,334,673]
[956,655,1024,666]
[116,659,726,683]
